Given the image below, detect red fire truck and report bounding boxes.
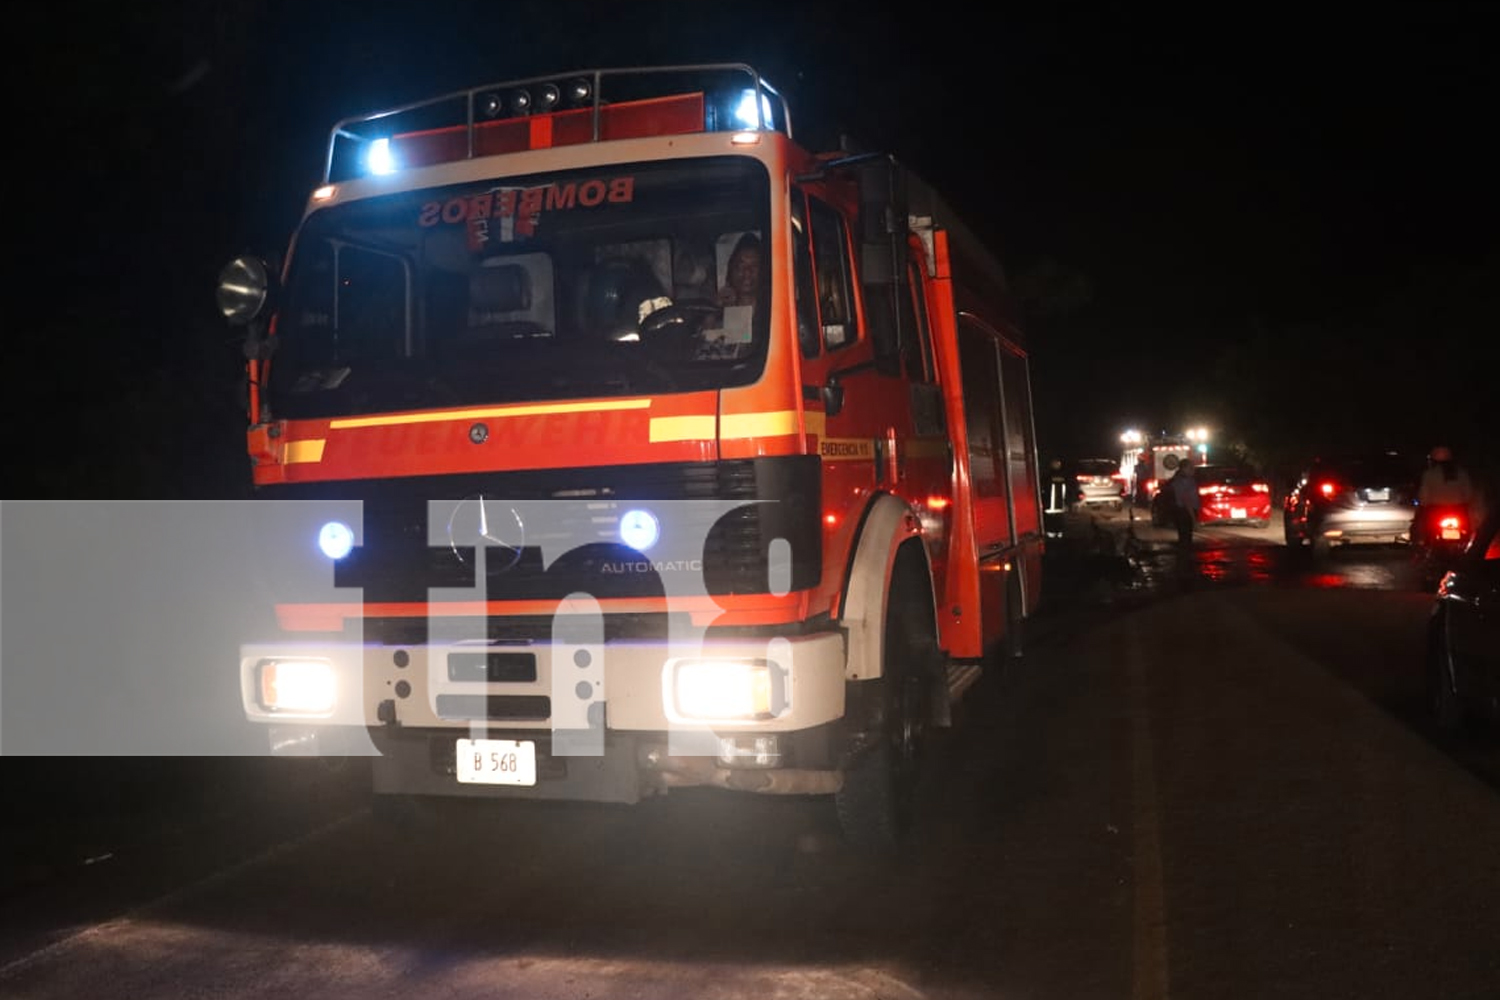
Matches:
[216,64,1044,853]
[1122,435,1194,506]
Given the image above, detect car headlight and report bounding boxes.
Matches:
[670,659,787,721]
[257,659,337,714]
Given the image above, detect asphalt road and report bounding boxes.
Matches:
[3,506,1497,999]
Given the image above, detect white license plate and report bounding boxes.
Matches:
[1367,489,1389,502]
[456,738,537,786]
[1232,508,1247,519]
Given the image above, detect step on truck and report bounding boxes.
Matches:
[216,64,1044,853]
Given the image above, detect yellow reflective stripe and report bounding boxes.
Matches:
[328,398,651,430]
[720,410,800,439]
[648,415,716,442]
[284,439,326,464]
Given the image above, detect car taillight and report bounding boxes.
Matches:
[1317,480,1339,498]
[1252,482,1270,493]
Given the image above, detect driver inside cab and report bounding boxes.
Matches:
[717,232,762,308]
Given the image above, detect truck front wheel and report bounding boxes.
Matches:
[835,559,935,857]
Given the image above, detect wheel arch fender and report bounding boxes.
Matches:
[837,493,932,683]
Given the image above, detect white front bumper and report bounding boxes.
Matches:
[240,631,847,734]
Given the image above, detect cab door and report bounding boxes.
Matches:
[792,185,950,539]
[790,185,881,519]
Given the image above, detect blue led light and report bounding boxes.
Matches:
[619,509,660,551]
[366,137,397,175]
[318,521,355,560]
[732,90,773,130]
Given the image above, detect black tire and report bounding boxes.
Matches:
[1003,572,1025,660]
[1427,621,1464,734]
[835,558,936,858]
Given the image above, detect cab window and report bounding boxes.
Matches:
[808,196,855,351]
[906,257,936,383]
[790,193,821,359]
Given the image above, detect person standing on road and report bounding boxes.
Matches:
[1167,460,1201,545]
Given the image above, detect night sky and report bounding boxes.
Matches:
[23,1,1500,498]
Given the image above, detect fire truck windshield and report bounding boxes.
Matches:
[266,156,770,419]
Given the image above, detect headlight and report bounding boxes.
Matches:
[671,659,787,721]
[257,659,336,714]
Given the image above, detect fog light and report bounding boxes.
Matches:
[717,735,782,768]
[318,520,355,560]
[258,659,336,714]
[619,508,659,551]
[672,659,786,721]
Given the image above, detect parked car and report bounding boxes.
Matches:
[1283,452,1419,557]
[1072,458,1126,511]
[1426,510,1500,733]
[1149,464,1272,528]
[1195,464,1273,527]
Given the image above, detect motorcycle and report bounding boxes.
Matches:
[1411,502,1473,591]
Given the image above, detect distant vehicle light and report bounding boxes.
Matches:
[1317,481,1338,498]
[1252,483,1270,493]
[366,137,397,175]
[318,520,355,560]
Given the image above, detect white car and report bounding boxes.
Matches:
[1073,458,1125,511]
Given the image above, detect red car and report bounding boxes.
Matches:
[1193,464,1273,527]
[1153,464,1273,527]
